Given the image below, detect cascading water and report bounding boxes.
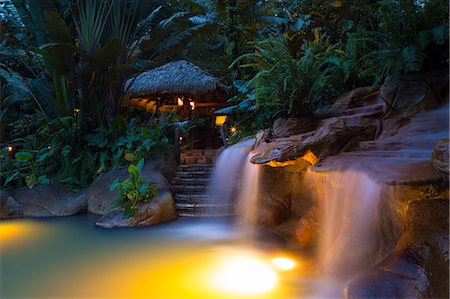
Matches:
[303,169,383,278]
[206,139,255,204]
[207,139,261,239]
[235,154,261,240]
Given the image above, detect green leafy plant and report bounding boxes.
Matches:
[346,0,449,85]
[14,151,50,188]
[110,158,158,217]
[234,37,349,120]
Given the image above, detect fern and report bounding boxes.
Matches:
[346,0,449,85]
[235,38,348,118]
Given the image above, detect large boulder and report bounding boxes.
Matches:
[0,190,23,218]
[380,70,448,117]
[87,161,171,215]
[9,180,86,217]
[272,116,317,138]
[345,198,449,299]
[95,190,177,228]
[251,115,379,165]
[316,87,385,119]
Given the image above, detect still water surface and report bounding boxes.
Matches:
[0,215,326,299]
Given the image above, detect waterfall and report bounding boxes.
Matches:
[235,154,261,241]
[207,139,261,240]
[304,169,383,278]
[206,139,255,204]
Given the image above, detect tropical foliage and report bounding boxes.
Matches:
[110,158,158,217]
[1,116,174,190]
[0,0,448,191]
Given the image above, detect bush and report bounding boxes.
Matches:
[0,116,174,190]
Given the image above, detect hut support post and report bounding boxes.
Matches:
[220,125,228,148]
[174,127,181,165]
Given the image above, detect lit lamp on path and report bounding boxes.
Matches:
[215,115,227,126]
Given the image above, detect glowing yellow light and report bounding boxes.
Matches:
[210,255,278,296]
[333,0,343,7]
[215,115,227,126]
[177,97,183,106]
[189,101,195,110]
[7,146,13,152]
[272,257,296,271]
[230,126,237,134]
[73,108,81,114]
[302,150,319,165]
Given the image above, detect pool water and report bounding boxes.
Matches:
[0,215,323,299]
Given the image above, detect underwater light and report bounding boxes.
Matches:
[211,255,278,295]
[272,257,296,271]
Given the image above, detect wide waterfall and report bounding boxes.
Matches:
[303,169,383,278]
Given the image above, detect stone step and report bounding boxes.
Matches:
[181,150,218,157]
[176,164,214,172]
[172,184,206,194]
[176,203,235,217]
[180,156,216,165]
[171,177,210,186]
[175,171,211,179]
[178,211,235,217]
[175,194,213,203]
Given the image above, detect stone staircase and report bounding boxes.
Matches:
[171,150,235,217]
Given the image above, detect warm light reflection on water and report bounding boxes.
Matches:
[0,215,318,299]
[0,220,45,247]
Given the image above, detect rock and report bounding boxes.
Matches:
[251,115,379,165]
[345,199,449,299]
[254,129,272,149]
[87,161,171,215]
[315,87,384,119]
[10,180,86,217]
[432,138,449,181]
[295,206,319,247]
[318,105,448,185]
[0,190,23,218]
[96,190,177,228]
[380,70,448,117]
[272,117,317,137]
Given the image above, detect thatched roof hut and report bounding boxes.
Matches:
[125,60,226,97]
[122,61,229,150]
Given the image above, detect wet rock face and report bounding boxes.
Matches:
[87,161,171,215]
[254,165,315,228]
[345,199,449,299]
[6,180,86,217]
[95,190,177,228]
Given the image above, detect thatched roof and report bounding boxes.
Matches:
[125,60,226,97]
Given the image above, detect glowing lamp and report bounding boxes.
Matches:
[73,108,81,114]
[272,257,296,271]
[230,126,237,134]
[211,255,277,295]
[189,101,195,110]
[177,97,183,106]
[302,150,319,165]
[215,115,227,126]
[7,146,13,152]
